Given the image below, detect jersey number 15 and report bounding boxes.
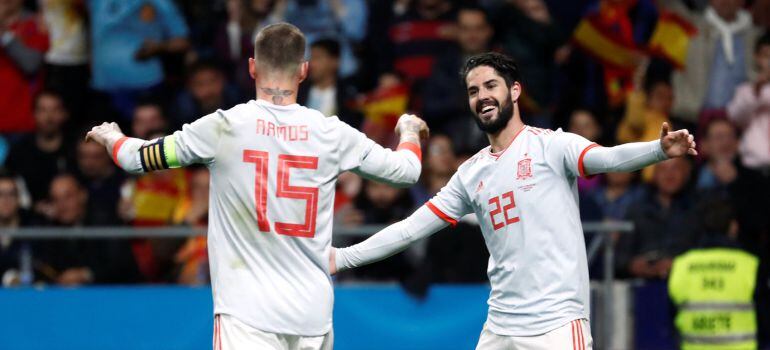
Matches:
[243,150,319,238]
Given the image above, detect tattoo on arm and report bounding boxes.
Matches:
[261,87,294,104]
[399,120,421,144]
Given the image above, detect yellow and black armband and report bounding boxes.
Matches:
[139,135,181,172]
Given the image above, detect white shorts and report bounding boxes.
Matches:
[476,319,592,350]
[213,314,333,350]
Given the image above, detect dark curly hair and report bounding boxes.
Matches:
[460,52,520,89]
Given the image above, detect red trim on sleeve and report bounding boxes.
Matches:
[577,143,601,177]
[425,201,458,227]
[397,141,422,162]
[111,136,129,168]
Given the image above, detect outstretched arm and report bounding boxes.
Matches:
[344,114,429,187]
[332,205,448,274]
[86,114,224,173]
[582,122,696,175]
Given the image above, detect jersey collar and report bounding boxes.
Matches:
[252,99,301,110]
[488,125,527,160]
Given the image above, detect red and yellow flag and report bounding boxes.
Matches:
[572,15,644,71]
[647,11,697,69]
[359,84,409,128]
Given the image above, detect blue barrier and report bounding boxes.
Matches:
[0,285,491,350]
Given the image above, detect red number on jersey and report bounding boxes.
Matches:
[275,155,319,237]
[243,150,270,232]
[488,191,519,231]
[488,196,505,230]
[243,150,319,238]
[501,191,520,225]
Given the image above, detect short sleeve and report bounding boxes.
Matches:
[426,172,472,227]
[156,0,189,38]
[172,112,226,166]
[546,130,599,178]
[335,117,376,172]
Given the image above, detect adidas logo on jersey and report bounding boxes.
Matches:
[476,180,484,193]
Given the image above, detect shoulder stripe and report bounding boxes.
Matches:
[426,201,458,227]
[578,143,601,177]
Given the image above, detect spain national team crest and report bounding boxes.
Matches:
[517,154,533,180]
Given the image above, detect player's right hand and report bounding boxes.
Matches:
[394,114,429,142]
[86,122,125,150]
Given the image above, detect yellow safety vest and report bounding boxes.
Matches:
[668,248,758,350]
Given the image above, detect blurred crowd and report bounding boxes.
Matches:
[0,0,769,294]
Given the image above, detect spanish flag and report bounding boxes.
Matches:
[358,84,409,145]
[571,14,644,71]
[360,84,409,128]
[647,11,697,69]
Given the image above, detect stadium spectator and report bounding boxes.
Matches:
[0,171,40,286]
[34,174,140,285]
[494,0,564,126]
[41,0,89,118]
[617,76,676,182]
[357,71,410,147]
[617,157,698,279]
[695,117,769,254]
[173,60,240,125]
[174,167,209,286]
[0,0,49,133]
[590,171,643,222]
[410,135,458,205]
[118,132,189,282]
[568,109,604,195]
[409,135,487,290]
[726,31,770,172]
[298,38,362,127]
[422,6,493,153]
[617,77,675,144]
[273,0,367,78]
[668,198,770,350]
[337,180,415,281]
[376,0,457,84]
[568,109,602,143]
[667,0,763,120]
[130,101,169,139]
[75,139,124,226]
[5,91,76,209]
[88,0,190,118]
[213,0,275,96]
[564,0,658,114]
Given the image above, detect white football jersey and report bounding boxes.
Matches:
[427,126,597,336]
[169,99,420,336]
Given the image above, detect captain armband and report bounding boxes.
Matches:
[139,135,181,172]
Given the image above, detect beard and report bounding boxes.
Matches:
[472,94,514,134]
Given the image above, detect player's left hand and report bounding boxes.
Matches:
[86,122,125,150]
[659,122,697,158]
[329,247,337,275]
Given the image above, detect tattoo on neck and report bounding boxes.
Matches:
[261,87,294,104]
